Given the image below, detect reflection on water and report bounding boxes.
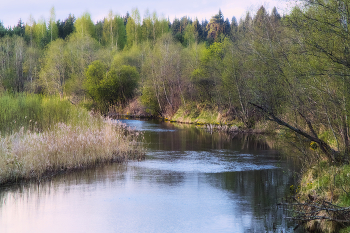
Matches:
[0,119,303,233]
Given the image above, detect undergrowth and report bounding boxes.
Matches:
[288,161,350,232]
[0,93,83,134]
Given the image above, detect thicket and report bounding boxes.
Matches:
[84,61,139,111]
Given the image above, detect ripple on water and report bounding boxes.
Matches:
[113,119,177,132]
[130,150,277,173]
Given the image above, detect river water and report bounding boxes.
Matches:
[0,119,302,232]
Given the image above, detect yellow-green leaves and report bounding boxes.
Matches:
[74,12,95,38]
[38,39,66,96]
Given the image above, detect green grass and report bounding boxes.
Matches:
[340,226,350,233]
[0,93,85,134]
[171,102,238,125]
[297,162,350,206]
[294,162,350,232]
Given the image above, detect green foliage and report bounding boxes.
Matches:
[112,43,144,71]
[206,10,225,42]
[84,60,107,101]
[0,93,41,133]
[140,33,184,116]
[115,65,139,101]
[3,6,350,231]
[115,16,127,50]
[190,40,227,104]
[48,7,59,42]
[140,85,161,115]
[64,32,100,96]
[32,17,49,47]
[102,12,126,50]
[140,11,170,44]
[340,227,350,233]
[98,65,139,106]
[38,39,66,96]
[0,35,26,92]
[299,162,350,214]
[74,12,95,38]
[181,42,206,76]
[57,14,75,40]
[125,8,142,47]
[337,166,350,206]
[183,24,197,46]
[84,60,139,111]
[171,102,229,124]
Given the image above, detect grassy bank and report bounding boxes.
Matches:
[286,161,350,232]
[171,103,236,125]
[169,103,275,134]
[0,93,144,185]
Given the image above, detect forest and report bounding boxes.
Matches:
[1,2,349,161]
[2,1,350,231]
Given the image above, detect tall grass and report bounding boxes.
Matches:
[171,102,236,125]
[298,162,350,207]
[0,93,145,184]
[0,93,82,134]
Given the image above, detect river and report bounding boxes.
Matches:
[0,119,302,232]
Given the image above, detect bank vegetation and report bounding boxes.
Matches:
[0,93,145,185]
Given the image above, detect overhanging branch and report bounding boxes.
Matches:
[249,102,338,161]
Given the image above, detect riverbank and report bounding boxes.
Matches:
[0,119,145,185]
[170,104,276,134]
[0,94,145,185]
[285,162,350,232]
[110,101,276,134]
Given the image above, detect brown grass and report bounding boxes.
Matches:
[0,118,145,184]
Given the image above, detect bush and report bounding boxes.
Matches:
[84,60,139,112]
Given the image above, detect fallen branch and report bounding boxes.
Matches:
[278,195,350,228]
[249,102,340,162]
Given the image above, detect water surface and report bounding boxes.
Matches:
[0,119,301,232]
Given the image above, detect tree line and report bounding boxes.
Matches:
[1,1,350,162]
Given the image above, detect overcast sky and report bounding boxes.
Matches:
[0,0,293,28]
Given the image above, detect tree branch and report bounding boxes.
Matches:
[249,102,338,161]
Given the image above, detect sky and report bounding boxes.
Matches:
[0,0,294,28]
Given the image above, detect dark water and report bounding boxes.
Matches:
[0,120,301,233]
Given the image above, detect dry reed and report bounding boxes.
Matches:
[0,117,145,184]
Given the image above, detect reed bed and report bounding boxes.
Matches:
[0,118,145,184]
[0,93,145,185]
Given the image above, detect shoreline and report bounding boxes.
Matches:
[1,156,144,187]
[110,113,274,135]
